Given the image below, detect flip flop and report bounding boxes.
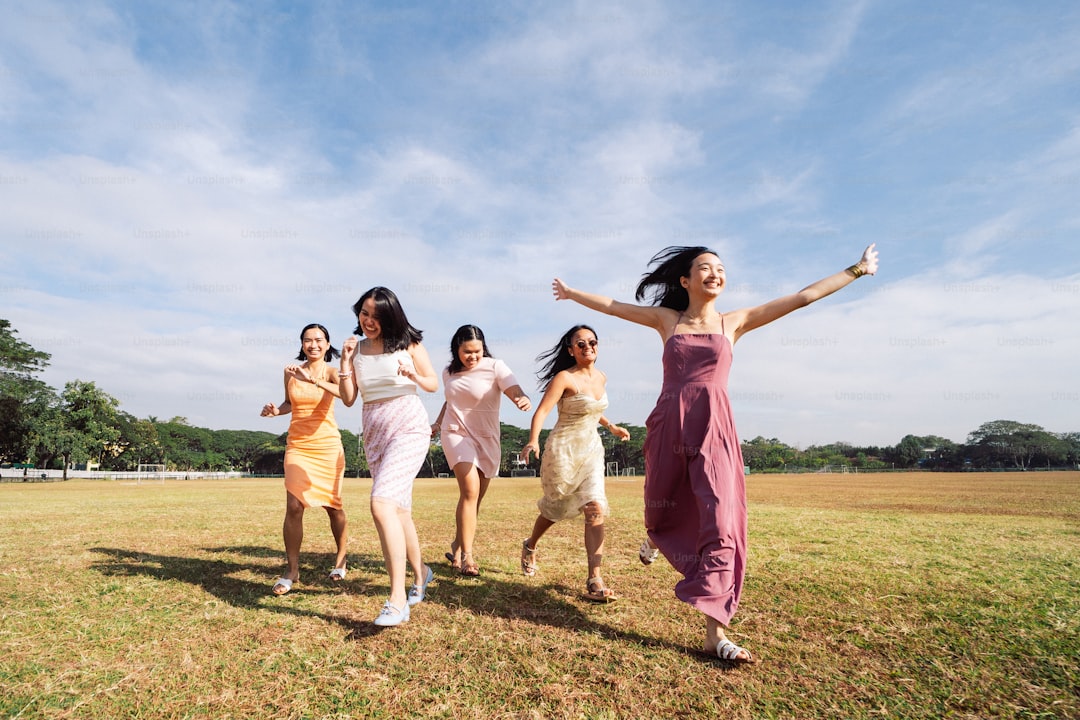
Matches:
[328,567,347,582]
[272,578,293,596]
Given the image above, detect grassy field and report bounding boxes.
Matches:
[1,472,1077,719]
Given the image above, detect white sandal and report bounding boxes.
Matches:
[716,638,754,663]
[638,539,659,565]
[328,567,347,582]
[271,578,293,595]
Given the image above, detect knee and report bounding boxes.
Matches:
[285,498,305,520]
[583,502,604,525]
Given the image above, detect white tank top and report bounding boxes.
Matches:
[354,349,418,403]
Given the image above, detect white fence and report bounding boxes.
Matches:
[0,469,245,482]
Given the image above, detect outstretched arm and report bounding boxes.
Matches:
[728,244,878,342]
[552,279,673,337]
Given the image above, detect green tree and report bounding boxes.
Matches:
[105,411,163,470]
[966,420,1062,470]
[0,319,53,465]
[499,423,531,475]
[32,380,121,479]
[155,420,214,470]
[741,436,800,472]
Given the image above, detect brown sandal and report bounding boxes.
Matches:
[520,540,538,577]
[583,576,617,603]
[460,552,480,577]
[444,542,462,571]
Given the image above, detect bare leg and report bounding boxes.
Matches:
[582,501,605,581]
[521,514,554,576]
[281,492,304,582]
[324,506,348,570]
[526,514,556,550]
[398,505,426,584]
[453,462,481,558]
[370,498,408,608]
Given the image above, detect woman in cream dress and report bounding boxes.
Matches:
[519,325,629,602]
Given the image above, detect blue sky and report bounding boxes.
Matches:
[2,0,1078,448]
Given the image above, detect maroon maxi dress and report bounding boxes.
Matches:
[643,329,748,626]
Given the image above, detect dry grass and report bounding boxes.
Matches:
[1,472,1077,719]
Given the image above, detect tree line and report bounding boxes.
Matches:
[3,319,1077,477]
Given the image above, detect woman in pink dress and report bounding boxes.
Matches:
[552,244,879,662]
[432,325,531,576]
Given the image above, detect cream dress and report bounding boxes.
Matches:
[536,391,609,521]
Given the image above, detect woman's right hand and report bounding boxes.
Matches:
[340,336,358,364]
[260,403,278,417]
[520,441,540,462]
[552,278,570,301]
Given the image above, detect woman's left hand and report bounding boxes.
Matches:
[859,243,879,276]
[397,360,418,383]
[610,424,631,441]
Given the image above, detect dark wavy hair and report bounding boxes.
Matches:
[295,323,340,361]
[351,286,423,353]
[535,324,597,389]
[447,324,493,375]
[634,246,720,311]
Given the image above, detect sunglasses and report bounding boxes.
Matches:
[573,339,599,349]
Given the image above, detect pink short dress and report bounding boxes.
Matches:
[439,358,520,478]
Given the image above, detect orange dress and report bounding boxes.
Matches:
[284,375,345,509]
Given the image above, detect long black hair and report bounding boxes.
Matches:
[535,324,597,389]
[447,324,493,375]
[351,286,423,353]
[295,323,340,361]
[634,246,720,311]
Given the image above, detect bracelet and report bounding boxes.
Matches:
[338,371,352,378]
[846,264,866,279]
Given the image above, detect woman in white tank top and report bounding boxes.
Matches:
[339,286,439,627]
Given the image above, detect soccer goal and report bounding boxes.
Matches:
[136,463,166,485]
[606,461,619,477]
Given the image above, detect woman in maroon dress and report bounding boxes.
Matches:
[552,244,878,662]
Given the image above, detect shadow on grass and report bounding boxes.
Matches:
[88,547,718,662]
[88,545,385,635]
[384,562,703,660]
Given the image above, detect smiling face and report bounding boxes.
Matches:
[681,252,726,297]
[568,328,599,364]
[456,339,484,371]
[301,327,329,361]
[357,297,382,339]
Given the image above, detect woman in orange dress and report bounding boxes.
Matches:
[261,323,348,595]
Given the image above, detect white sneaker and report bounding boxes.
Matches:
[373,600,409,627]
[408,565,434,606]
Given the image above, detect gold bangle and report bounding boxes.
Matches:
[846,264,865,279]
